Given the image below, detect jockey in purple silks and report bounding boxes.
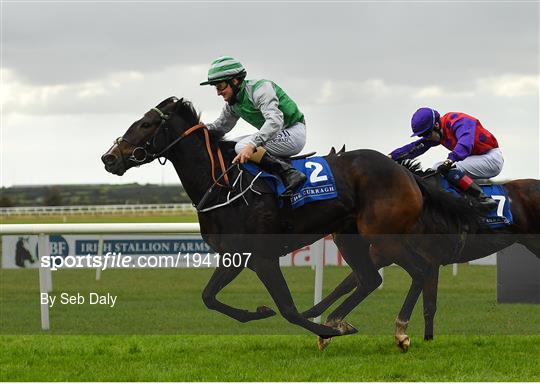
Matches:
[390,107,504,209]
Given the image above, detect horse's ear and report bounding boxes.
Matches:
[174,98,185,113]
[156,96,178,109]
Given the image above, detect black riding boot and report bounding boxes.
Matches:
[259,152,307,197]
[465,182,498,210]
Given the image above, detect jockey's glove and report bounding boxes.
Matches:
[437,159,454,176]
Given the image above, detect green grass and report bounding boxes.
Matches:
[1,214,539,380]
[1,265,539,381]
[2,334,538,381]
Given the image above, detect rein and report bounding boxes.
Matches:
[193,124,230,187]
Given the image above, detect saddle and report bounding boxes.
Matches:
[197,140,331,213]
[287,151,317,161]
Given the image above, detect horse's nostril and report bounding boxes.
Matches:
[101,153,117,166]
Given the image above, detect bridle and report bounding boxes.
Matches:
[112,104,230,187]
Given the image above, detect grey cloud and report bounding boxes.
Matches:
[2,1,538,186]
[4,2,538,87]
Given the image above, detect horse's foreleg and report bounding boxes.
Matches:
[394,278,423,352]
[202,265,276,323]
[393,261,436,351]
[301,272,357,319]
[422,267,440,341]
[253,256,351,339]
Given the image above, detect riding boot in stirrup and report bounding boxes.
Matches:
[466,182,498,210]
[259,152,307,197]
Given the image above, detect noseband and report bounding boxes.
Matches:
[112,105,230,186]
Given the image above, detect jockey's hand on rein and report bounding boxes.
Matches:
[437,159,454,176]
[233,143,256,164]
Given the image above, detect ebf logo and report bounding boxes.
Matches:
[36,235,69,267]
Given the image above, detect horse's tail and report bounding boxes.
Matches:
[413,175,483,234]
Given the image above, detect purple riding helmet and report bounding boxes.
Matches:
[410,107,440,137]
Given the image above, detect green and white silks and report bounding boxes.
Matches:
[206,79,305,148]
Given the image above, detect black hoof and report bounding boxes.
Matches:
[256,305,276,318]
[424,335,433,341]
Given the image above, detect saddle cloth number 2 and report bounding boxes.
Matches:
[305,161,328,184]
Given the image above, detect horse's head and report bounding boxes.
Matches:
[101,97,201,175]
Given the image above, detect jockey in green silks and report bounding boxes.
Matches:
[200,56,307,197]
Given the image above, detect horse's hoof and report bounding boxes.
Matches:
[324,319,358,336]
[395,334,410,352]
[334,321,358,336]
[317,336,332,350]
[256,305,276,318]
[424,335,433,341]
[336,321,358,336]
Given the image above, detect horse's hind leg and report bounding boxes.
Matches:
[394,279,422,351]
[253,255,349,338]
[393,261,437,351]
[202,265,276,323]
[393,262,427,351]
[326,234,382,321]
[316,233,381,349]
[422,267,440,341]
[301,272,357,319]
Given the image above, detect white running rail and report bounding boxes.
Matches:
[0,223,326,331]
[0,203,196,216]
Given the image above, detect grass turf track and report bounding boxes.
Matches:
[2,334,539,381]
[1,265,539,381]
[1,213,539,381]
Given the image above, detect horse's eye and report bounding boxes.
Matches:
[141,122,150,128]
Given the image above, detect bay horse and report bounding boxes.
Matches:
[101,97,483,341]
[301,161,540,350]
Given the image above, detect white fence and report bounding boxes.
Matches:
[0,203,196,216]
[0,223,327,331]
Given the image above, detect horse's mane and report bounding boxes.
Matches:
[154,96,202,129]
[398,159,430,176]
[397,159,486,234]
[174,97,201,128]
[164,97,237,157]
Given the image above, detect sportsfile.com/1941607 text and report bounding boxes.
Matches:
[40,252,252,271]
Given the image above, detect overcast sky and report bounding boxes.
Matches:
[1,1,538,187]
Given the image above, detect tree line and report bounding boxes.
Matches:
[0,184,190,207]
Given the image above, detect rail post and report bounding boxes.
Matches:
[312,238,324,324]
[38,233,51,330]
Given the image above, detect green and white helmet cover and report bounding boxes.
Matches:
[200,56,246,86]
